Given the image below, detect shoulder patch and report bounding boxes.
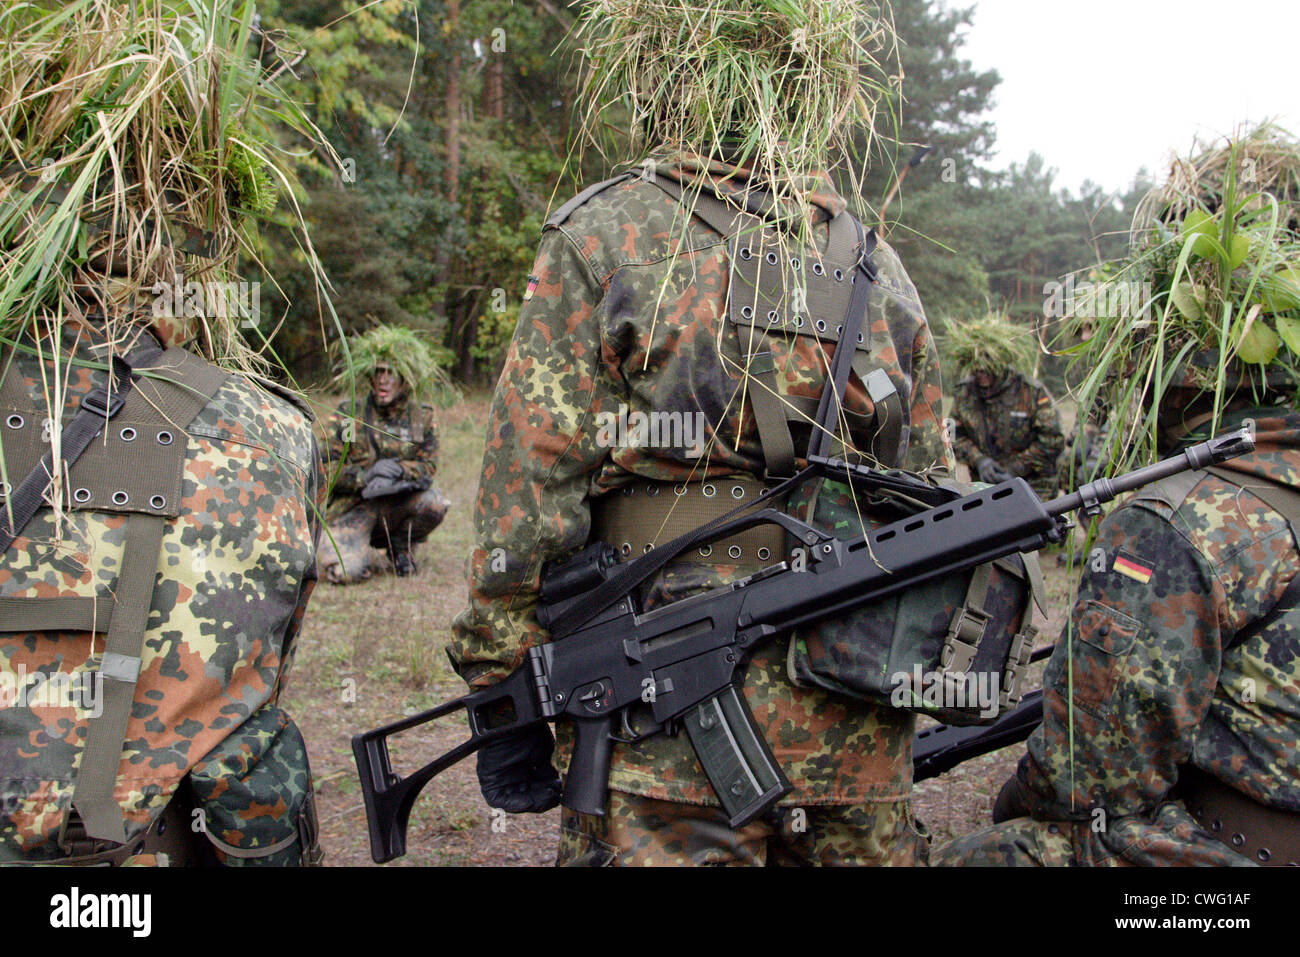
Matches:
[544,172,636,230]
[1112,551,1154,585]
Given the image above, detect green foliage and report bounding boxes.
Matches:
[0,0,340,376]
[335,324,456,408]
[1065,125,1300,471]
[571,0,898,175]
[257,0,573,384]
[943,312,1037,379]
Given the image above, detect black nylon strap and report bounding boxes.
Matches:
[0,340,163,555]
[808,223,878,461]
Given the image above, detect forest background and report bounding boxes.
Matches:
[252,0,1155,396]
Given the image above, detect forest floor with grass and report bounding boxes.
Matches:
[283,392,1078,866]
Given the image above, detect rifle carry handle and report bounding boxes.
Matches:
[683,684,793,827]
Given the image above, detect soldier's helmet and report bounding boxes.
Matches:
[945,312,1036,384]
[0,0,333,368]
[569,1,897,184]
[334,325,446,410]
[1072,124,1300,468]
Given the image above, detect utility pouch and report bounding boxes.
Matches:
[786,477,1044,725]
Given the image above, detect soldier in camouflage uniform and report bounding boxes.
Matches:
[320,326,449,584]
[946,313,1062,495]
[0,1,327,865]
[448,4,954,866]
[933,131,1300,867]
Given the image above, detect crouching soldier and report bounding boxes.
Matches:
[321,326,450,582]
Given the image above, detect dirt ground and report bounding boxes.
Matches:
[283,393,1080,866]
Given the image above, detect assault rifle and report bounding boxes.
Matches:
[353,430,1253,862]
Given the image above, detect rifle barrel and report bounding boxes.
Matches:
[1044,429,1253,519]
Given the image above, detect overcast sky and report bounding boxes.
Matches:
[957,0,1300,196]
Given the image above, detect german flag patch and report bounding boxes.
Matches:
[1113,552,1153,585]
[523,274,540,302]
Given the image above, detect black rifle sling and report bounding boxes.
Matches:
[364,395,382,460]
[808,222,878,462]
[0,338,163,555]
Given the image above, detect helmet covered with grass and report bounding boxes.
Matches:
[945,312,1036,382]
[1071,124,1300,469]
[570,0,898,200]
[0,0,332,368]
[335,325,444,410]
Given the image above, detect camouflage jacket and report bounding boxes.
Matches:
[952,373,1064,495]
[322,392,438,521]
[1000,408,1300,858]
[449,155,954,806]
[0,324,323,864]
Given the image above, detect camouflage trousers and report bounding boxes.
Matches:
[320,487,450,584]
[930,802,1254,867]
[558,790,930,866]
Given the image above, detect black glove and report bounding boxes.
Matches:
[992,774,1031,823]
[364,457,404,483]
[361,476,428,499]
[975,457,1012,484]
[476,725,562,814]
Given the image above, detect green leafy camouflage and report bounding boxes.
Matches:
[933,409,1300,866]
[319,393,447,583]
[448,155,955,824]
[951,372,1064,495]
[0,322,322,865]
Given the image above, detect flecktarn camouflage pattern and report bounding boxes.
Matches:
[319,393,448,583]
[0,327,324,865]
[933,409,1300,866]
[558,790,927,866]
[449,155,954,863]
[951,372,1064,496]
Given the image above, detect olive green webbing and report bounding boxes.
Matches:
[67,350,228,843]
[0,596,112,633]
[746,351,798,479]
[70,511,166,841]
[591,477,787,566]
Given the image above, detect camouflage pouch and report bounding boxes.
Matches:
[188,706,323,866]
[787,478,1043,725]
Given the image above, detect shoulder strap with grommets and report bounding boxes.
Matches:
[0,338,164,555]
[645,173,900,472]
[64,348,229,844]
